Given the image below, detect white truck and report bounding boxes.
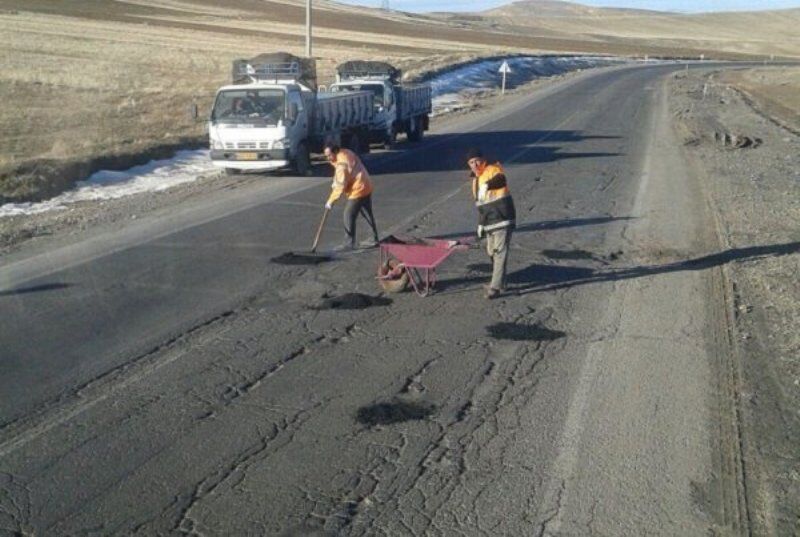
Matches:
[207,53,373,175]
[329,61,432,146]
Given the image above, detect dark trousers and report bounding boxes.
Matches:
[343,194,379,245]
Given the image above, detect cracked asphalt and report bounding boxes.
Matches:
[0,64,752,535]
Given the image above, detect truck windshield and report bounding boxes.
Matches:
[212,89,285,125]
[332,83,384,109]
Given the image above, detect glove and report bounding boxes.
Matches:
[325,203,332,210]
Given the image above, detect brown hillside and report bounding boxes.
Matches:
[484,0,800,58]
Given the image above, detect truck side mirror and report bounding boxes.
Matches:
[288,103,299,122]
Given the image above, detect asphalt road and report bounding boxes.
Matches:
[0,64,749,535]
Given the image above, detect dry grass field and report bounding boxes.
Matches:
[1,0,799,203]
[718,67,800,132]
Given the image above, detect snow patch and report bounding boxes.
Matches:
[0,150,213,218]
[431,56,628,116]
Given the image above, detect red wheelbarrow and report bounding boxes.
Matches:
[377,235,474,296]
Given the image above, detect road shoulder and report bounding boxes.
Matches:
[670,68,800,536]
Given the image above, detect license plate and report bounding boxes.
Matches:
[238,152,258,160]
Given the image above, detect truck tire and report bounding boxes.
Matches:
[407,116,422,142]
[415,115,426,141]
[347,133,362,155]
[360,130,371,154]
[383,128,397,148]
[293,142,311,176]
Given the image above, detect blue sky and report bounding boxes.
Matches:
[335,0,800,13]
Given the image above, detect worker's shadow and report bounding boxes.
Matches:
[374,129,622,175]
[0,282,73,297]
[508,241,800,295]
[433,216,634,293]
[431,215,635,241]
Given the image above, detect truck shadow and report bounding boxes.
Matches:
[372,129,622,174]
[508,241,800,295]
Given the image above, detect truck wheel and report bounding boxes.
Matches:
[407,117,421,142]
[294,143,311,176]
[347,133,361,155]
[224,168,240,176]
[361,133,371,154]
[384,128,397,148]
[414,116,425,141]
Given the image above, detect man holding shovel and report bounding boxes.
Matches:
[321,143,380,251]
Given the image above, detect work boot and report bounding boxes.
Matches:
[484,285,501,300]
[359,238,379,248]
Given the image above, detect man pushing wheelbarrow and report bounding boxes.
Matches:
[376,147,514,299]
[466,147,516,299]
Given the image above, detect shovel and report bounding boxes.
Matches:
[310,206,331,253]
[270,207,333,265]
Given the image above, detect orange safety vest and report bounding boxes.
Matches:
[326,148,373,206]
[472,162,515,235]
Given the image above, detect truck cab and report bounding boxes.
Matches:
[209,82,311,174]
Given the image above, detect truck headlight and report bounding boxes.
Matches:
[210,138,224,150]
[272,138,290,149]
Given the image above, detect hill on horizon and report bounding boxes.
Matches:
[479,0,800,58]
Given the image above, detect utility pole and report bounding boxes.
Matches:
[381,0,390,10]
[305,0,312,58]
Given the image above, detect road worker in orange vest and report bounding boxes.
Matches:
[466,147,516,299]
[324,143,380,251]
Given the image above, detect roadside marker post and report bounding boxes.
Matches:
[305,0,312,57]
[499,60,512,95]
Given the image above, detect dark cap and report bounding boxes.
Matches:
[465,147,484,161]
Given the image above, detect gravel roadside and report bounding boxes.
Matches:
[669,69,800,536]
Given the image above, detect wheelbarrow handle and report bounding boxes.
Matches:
[310,207,331,253]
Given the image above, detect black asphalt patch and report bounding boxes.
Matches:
[487,322,566,341]
[271,252,333,265]
[356,399,435,426]
[467,262,493,273]
[541,249,595,260]
[313,293,392,310]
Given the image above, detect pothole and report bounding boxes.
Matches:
[356,399,435,426]
[486,322,566,341]
[541,249,594,261]
[467,262,493,273]
[712,131,762,149]
[270,252,333,265]
[312,293,392,310]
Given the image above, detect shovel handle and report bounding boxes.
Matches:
[310,207,330,253]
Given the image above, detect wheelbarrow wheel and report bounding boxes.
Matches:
[377,259,409,293]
